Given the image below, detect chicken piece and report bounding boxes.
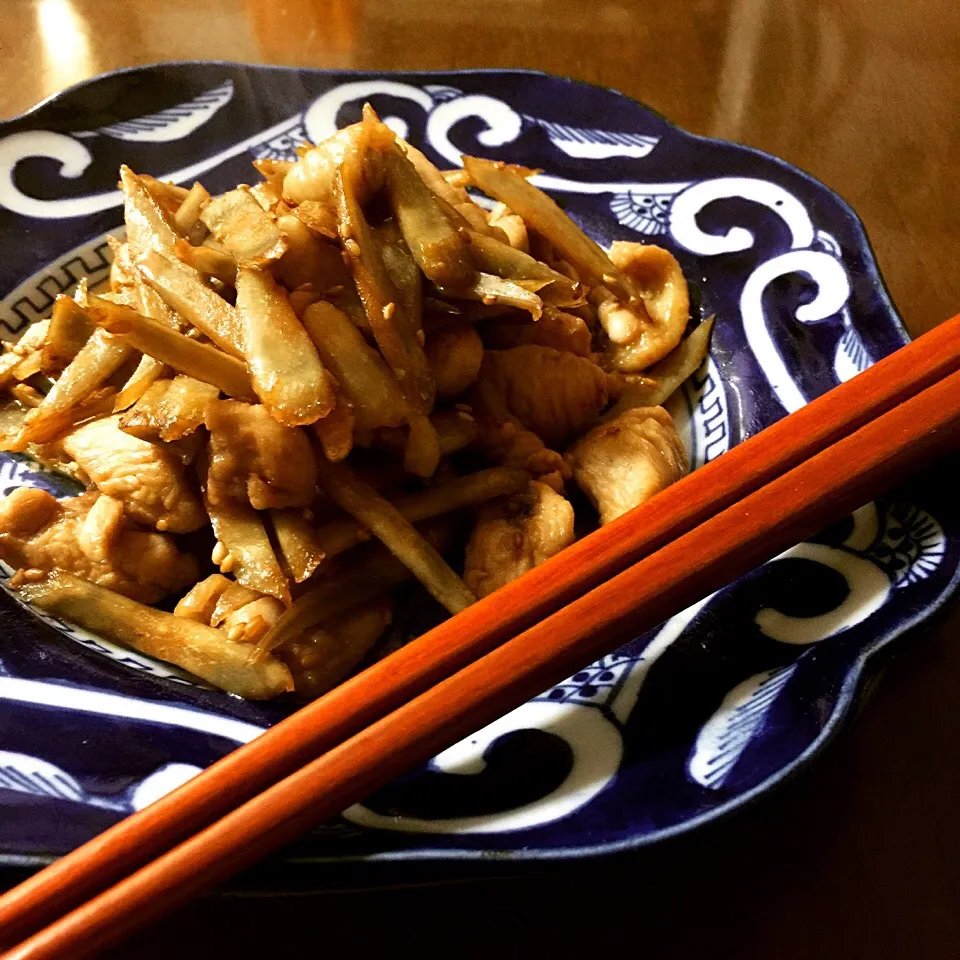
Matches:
[0,488,198,603]
[277,598,393,700]
[205,400,317,510]
[469,379,569,491]
[282,125,370,208]
[464,481,575,598]
[62,416,206,533]
[424,326,484,398]
[76,494,125,562]
[478,345,611,447]
[597,243,690,371]
[568,406,688,525]
[0,486,60,535]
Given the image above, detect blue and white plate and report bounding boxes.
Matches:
[0,64,955,875]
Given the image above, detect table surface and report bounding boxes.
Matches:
[2,0,960,956]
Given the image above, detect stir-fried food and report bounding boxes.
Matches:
[568,407,690,525]
[0,105,712,700]
[464,481,575,598]
[0,489,198,603]
[476,345,613,448]
[63,415,207,533]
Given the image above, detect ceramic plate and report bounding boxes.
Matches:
[1,63,956,874]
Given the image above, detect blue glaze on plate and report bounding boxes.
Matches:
[0,63,954,871]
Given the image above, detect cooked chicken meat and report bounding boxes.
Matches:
[283,126,369,208]
[469,380,569,490]
[205,399,317,510]
[478,346,611,447]
[278,599,393,699]
[463,481,575,598]
[598,243,690,372]
[62,415,206,533]
[0,488,198,603]
[76,493,126,562]
[568,406,688,525]
[424,326,484,398]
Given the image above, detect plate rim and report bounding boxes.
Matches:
[0,60,910,347]
[0,61,931,870]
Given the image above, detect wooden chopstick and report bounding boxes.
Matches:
[7,348,960,960]
[2,313,960,948]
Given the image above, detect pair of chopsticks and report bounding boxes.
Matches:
[3,314,960,959]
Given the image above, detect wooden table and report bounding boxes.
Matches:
[2,1,959,956]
